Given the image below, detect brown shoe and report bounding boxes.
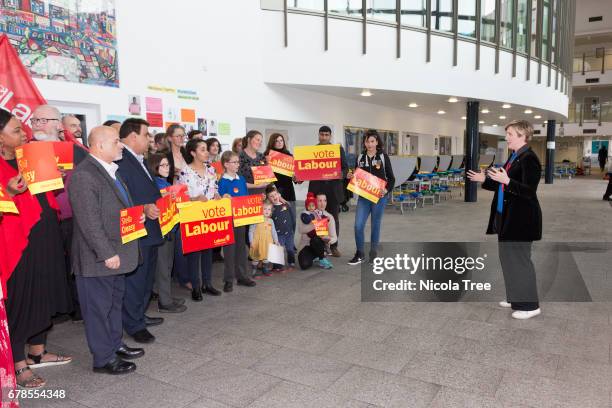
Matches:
[331,247,341,257]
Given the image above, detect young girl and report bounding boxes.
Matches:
[266,185,295,271]
[297,193,333,270]
[149,154,187,313]
[217,151,257,292]
[248,201,279,278]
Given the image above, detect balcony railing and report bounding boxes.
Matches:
[567,100,612,125]
[572,49,612,74]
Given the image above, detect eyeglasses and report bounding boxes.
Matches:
[31,118,59,125]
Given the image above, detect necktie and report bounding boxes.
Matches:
[496,152,517,214]
[114,176,131,206]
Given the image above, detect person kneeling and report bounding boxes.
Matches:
[297,193,336,270]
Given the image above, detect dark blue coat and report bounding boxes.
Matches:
[115,148,163,247]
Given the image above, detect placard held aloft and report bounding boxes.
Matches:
[347,168,387,203]
[179,198,234,254]
[294,144,341,181]
[16,142,64,194]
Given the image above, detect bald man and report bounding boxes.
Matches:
[69,126,144,375]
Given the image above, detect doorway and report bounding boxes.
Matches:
[49,101,101,146]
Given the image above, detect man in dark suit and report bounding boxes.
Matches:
[468,120,542,320]
[116,119,164,343]
[70,126,144,375]
[307,125,348,257]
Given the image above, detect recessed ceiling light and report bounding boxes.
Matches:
[437,110,446,115]
[461,116,466,120]
[481,109,490,114]
[492,124,498,127]
[408,103,418,108]
[479,120,485,124]
[534,115,542,119]
[544,120,548,124]
[502,104,512,109]
[448,97,459,103]
[499,115,506,120]
[524,109,533,114]
[360,89,372,97]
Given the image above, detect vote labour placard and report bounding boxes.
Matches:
[0,183,18,214]
[312,218,329,237]
[266,150,294,177]
[231,194,264,227]
[156,194,178,236]
[347,168,387,203]
[120,205,147,244]
[15,142,64,195]
[251,165,277,185]
[162,184,190,208]
[294,144,341,181]
[179,198,234,254]
[52,141,74,170]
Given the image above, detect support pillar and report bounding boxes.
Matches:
[465,101,480,202]
[545,119,556,184]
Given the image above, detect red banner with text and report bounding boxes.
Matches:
[179,198,234,254]
[231,194,264,227]
[347,168,387,203]
[120,205,147,244]
[294,144,341,181]
[266,150,295,177]
[16,142,64,194]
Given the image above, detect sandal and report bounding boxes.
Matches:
[15,366,46,389]
[26,350,73,368]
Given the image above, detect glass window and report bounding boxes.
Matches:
[481,0,496,43]
[500,0,514,48]
[432,0,453,32]
[551,0,556,63]
[401,0,426,27]
[368,0,397,22]
[287,0,325,11]
[516,0,528,52]
[542,0,550,60]
[530,0,538,57]
[329,0,363,17]
[458,0,476,38]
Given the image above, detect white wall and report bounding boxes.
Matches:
[574,0,612,36]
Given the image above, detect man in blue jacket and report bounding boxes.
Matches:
[116,119,164,343]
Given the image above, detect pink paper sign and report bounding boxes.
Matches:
[145,97,163,113]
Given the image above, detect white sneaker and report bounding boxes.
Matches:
[511,309,541,320]
[499,301,512,308]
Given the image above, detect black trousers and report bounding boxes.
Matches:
[604,175,612,199]
[498,241,539,311]
[122,244,158,335]
[325,195,340,250]
[60,218,81,317]
[11,327,49,363]
[298,236,326,270]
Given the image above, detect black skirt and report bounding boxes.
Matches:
[5,162,72,345]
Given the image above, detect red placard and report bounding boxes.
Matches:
[53,141,74,170]
[251,165,277,185]
[120,205,147,244]
[162,184,190,207]
[294,144,341,181]
[266,150,294,177]
[156,194,178,236]
[146,112,164,128]
[0,183,18,214]
[15,142,64,194]
[211,161,223,179]
[312,218,329,237]
[179,198,234,254]
[231,194,264,227]
[347,168,387,203]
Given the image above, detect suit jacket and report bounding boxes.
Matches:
[482,146,542,242]
[69,155,139,277]
[308,144,349,203]
[115,148,163,247]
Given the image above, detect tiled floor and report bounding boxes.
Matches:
[21,176,612,408]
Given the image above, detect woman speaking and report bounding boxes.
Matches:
[467,120,542,320]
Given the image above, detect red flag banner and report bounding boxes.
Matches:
[179,198,234,254]
[0,34,47,140]
[231,194,264,227]
[266,150,294,177]
[347,168,387,203]
[294,144,341,181]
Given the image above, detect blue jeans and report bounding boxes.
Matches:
[354,195,388,255]
[187,249,213,288]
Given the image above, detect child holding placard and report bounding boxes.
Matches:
[218,151,257,292]
[248,201,279,278]
[266,185,295,271]
[297,192,333,270]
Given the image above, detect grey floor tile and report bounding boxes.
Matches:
[76,373,199,408]
[167,359,281,407]
[131,342,211,383]
[496,371,608,408]
[250,347,352,390]
[325,317,399,342]
[254,320,344,355]
[196,332,279,368]
[247,381,362,408]
[19,398,88,408]
[428,387,502,408]
[324,335,415,374]
[327,365,440,408]
[383,325,460,355]
[554,355,612,392]
[399,352,504,398]
[486,309,569,336]
[184,398,233,408]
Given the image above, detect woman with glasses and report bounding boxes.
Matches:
[165,124,187,184]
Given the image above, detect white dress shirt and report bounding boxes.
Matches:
[91,154,119,180]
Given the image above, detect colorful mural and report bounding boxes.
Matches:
[0,0,118,87]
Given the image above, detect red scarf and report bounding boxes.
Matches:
[0,155,58,299]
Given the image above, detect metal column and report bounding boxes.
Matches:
[465,101,480,202]
[545,119,556,184]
